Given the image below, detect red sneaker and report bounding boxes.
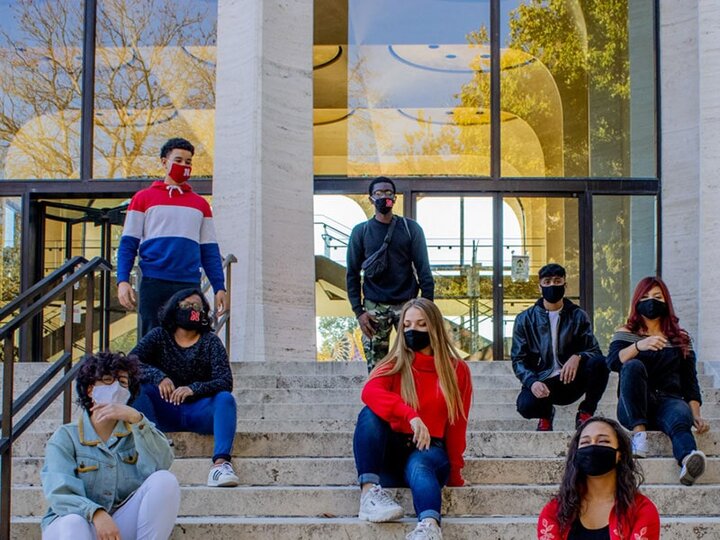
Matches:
[536,408,555,431]
[576,411,593,429]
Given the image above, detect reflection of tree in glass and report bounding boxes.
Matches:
[0,0,216,180]
[317,316,363,362]
[396,1,631,178]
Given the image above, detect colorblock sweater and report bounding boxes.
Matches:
[361,352,472,486]
[116,181,225,292]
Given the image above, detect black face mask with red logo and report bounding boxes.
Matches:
[176,308,204,330]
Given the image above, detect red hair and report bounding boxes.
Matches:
[626,276,690,357]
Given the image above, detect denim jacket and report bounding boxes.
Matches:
[40,410,174,530]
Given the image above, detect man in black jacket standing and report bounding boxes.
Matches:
[346,177,434,373]
[511,263,608,431]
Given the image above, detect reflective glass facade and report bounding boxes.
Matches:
[314,0,660,360]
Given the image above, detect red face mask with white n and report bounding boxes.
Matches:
[167,162,192,183]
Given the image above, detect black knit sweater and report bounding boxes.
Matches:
[130,327,233,398]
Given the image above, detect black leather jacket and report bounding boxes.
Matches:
[511,298,604,389]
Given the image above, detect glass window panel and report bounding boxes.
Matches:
[314,0,490,176]
[0,197,21,306]
[314,193,403,361]
[94,0,217,179]
[501,0,656,178]
[503,196,579,359]
[0,1,83,179]
[416,195,494,360]
[593,195,656,351]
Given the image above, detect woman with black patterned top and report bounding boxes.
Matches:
[606,276,709,485]
[131,288,240,488]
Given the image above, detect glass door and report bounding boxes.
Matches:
[416,195,495,360]
[502,196,580,359]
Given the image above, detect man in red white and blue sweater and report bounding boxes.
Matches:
[116,138,227,337]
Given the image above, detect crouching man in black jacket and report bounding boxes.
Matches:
[511,263,608,431]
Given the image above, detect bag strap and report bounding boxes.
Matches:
[383,216,398,245]
[402,217,420,283]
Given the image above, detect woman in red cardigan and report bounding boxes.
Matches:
[538,417,660,540]
[353,298,472,540]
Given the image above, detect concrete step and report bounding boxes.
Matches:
[12,456,720,487]
[11,516,720,540]
[233,386,720,404]
[11,484,720,518]
[230,402,720,421]
[231,373,716,389]
[13,430,720,458]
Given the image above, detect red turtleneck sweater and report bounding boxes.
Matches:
[360,352,473,486]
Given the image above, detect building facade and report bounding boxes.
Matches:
[0,0,716,363]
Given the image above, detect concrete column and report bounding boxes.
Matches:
[660,0,700,342]
[213,0,317,361]
[697,1,720,357]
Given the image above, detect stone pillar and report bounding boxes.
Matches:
[660,0,699,337]
[696,1,720,357]
[213,0,317,361]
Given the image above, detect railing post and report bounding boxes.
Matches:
[1,335,15,540]
[63,288,74,424]
[85,273,95,356]
[225,262,232,358]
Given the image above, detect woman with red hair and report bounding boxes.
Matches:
[606,277,709,485]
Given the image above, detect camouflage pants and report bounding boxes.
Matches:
[362,300,405,373]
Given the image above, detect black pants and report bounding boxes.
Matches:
[516,355,609,419]
[617,359,697,464]
[138,277,200,338]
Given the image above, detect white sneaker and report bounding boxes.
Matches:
[631,431,648,458]
[406,519,443,540]
[207,462,240,487]
[358,484,404,522]
[680,450,706,486]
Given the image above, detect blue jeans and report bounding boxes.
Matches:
[353,407,449,523]
[133,383,237,462]
[617,359,697,464]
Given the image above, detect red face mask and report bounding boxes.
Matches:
[167,162,192,183]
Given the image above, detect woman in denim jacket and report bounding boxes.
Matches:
[41,352,179,539]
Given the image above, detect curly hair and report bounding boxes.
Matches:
[76,351,141,411]
[158,288,213,334]
[555,417,645,536]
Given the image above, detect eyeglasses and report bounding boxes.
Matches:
[539,277,566,286]
[372,190,395,198]
[179,301,204,311]
[99,374,130,388]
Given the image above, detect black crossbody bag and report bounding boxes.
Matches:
[361,217,398,279]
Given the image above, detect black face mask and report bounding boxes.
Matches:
[636,298,668,320]
[404,329,431,352]
[541,284,565,304]
[574,445,618,477]
[372,197,394,215]
[176,307,204,330]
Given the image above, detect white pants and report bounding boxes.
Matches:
[42,470,180,540]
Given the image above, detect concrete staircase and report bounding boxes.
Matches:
[7,361,720,539]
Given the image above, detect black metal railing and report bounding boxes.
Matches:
[0,256,111,540]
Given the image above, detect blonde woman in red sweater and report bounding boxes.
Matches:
[353,298,473,540]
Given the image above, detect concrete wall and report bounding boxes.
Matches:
[213,0,317,361]
[661,0,720,359]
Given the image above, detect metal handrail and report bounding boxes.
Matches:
[0,256,110,540]
[0,256,87,322]
[200,254,237,356]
